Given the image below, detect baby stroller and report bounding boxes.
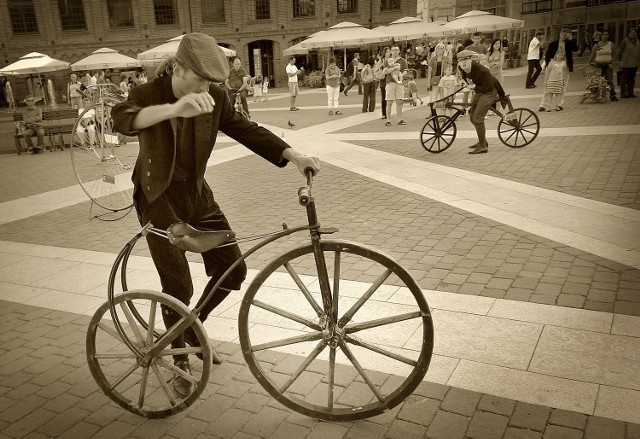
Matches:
[580,64,610,104]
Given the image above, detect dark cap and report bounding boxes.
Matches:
[457,50,475,60]
[175,33,229,82]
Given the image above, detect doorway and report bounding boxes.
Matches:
[248,40,275,88]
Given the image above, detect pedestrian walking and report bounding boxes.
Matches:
[615,29,639,98]
[526,32,544,88]
[542,27,578,110]
[589,30,617,101]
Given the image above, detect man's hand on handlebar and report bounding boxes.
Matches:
[282,148,321,177]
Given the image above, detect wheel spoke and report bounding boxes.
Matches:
[344,311,425,334]
[150,361,177,405]
[346,335,417,366]
[338,268,392,326]
[120,301,146,345]
[252,300,323,331]
[279,340,326,393]
[97,321,127,343]
[251,332,323,352]
[330,250,340,323]
[284,262,324,317]
[339,342,384,402]
[145,300,157,346]
[94,352,138,359]
[109,362,140,391]
[158,347,202,357]
[138,367,150,408]
[328,346,336,410]
[159,358,198,384]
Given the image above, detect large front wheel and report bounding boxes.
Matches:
[420,115,456,153]
[238,240,434,421]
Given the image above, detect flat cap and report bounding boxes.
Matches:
[457,50,476,60]
[175,33,229,82]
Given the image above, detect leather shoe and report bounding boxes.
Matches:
[468,142,481,149]
[469,145,488,154]
[172,359,193,397]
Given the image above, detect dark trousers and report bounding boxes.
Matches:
[362,81,377,112]
[344,72,362,95]
[470,91,499,147]
[380,84,387,117]
[526,59,542,87]
[134,178,247,322]
[620,67,638,97]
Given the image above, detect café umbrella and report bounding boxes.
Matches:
[441,10,524,34]
[381,17,450,41]
[138,35,236,67]
[0,52,70,75]
[71,47,141,71]
[299,22,391,49]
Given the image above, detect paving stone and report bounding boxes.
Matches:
[584,416,625,439]
[510,402,551,432]
[345,420,387,439]
[385,419,428,439]
[477,394,516,417]
[1,408,56,437]
[504,427,543,439]
[241,406,290,437]
[426,410,470,439]
[466,411,509,439]
[270,422,312,439]
[440,387,481,417]
[205,408,253,438]
[548,409,588,430]
[129,420,175,439]
[306,422,350,439]
[90,420,138,439]
[397,395,439,426]
[543,424,583,439]
[167,417,209,438]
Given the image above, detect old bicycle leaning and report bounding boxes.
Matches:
[420,87,541,153]
[86,171,434,421]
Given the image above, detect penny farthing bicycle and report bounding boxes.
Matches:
[86,171,434,421]
[420,87,541,153]
[70,84,137,217]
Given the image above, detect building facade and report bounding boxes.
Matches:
[1,0,417,98]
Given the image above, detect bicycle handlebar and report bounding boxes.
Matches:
[298,168,315,206]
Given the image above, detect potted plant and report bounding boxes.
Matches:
[508,42,521,68]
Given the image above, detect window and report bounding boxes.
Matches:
[58,0,86,30]
[153,0,177,25]
[202,0,225,23]
[337,0,357,14]
[380,0,400,11]
[255,0,270,20]
[8,0,38,34]
[293,0,314,17]
[107,0,134,27]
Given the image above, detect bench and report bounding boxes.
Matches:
[14,108,79,154]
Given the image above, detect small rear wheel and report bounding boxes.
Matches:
[498,108,540,148]
[86,290,212,418]
[420,115,456,153]
[579,94,587,104]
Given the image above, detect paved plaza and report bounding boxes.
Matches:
[0,64,639,438]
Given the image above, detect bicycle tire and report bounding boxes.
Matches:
[70,99,135,212]
[86,290,212,418]
[238,240,434,421]
[420,115,456,153]
[498,108,540,148]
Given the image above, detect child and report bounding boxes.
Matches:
[587,70,606,94]
[252,74,264,102]
[387,58,403,84]
[541,50,568,111]
[261,77,269,101]
[406,74,423,106]
[437,64,458,116]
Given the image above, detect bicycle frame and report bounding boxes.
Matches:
[106,172,335,364]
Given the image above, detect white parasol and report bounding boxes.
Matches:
[381,17,450,41]
[137,35,236,67]
[299,22,391,49]
[71,48,141,71]
[441,10,524,34]
[0,52,70,75]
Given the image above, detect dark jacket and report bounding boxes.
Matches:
[544,38,578,72]
[112,75,289,204]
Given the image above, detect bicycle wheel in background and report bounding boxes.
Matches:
[238,240,434,421]
[498,108,540,148]
[70,99,136,212]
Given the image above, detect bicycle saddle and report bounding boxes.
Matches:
[167,222,236,253]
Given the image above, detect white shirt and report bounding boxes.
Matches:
[286,63,299,83]
[527,37,541,60]
[90,76,98,86]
